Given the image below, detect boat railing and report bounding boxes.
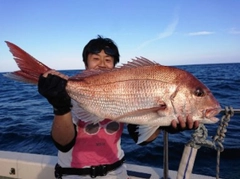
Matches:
[162,106,239,179]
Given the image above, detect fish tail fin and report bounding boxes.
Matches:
[4,41,52,84]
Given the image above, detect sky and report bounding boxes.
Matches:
[0,0,239,72]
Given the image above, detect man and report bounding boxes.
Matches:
[38,35,198,179]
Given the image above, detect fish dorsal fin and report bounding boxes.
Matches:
[69,57,160,80]
[118,57,160,69]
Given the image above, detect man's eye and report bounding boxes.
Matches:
[105,59,112,62]
[194,87,205,97]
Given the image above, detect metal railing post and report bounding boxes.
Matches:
[163,130,169,179]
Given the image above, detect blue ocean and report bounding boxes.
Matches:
[0,63,239,179]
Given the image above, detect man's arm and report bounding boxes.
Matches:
[52,112,75,145]
[51,112,77,152]
[38,71,77,152]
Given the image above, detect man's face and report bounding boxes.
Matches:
[86,50,114,70]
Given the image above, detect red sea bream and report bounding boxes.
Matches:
[4,41,221,143]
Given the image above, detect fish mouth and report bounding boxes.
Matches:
[203,107,221,123]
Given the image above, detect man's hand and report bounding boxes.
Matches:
[161,115,199,134]
[38,70,72,115]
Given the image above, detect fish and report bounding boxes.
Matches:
[4,41,221,143]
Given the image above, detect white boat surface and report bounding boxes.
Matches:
[0,150,217,179]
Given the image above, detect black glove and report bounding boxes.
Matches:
[38,74,72,115]
[159,126,183,134]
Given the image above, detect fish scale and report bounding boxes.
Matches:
[67,79,169,120]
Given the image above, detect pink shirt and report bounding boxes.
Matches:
[58,118,125,168]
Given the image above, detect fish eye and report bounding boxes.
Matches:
[194,87,205,97]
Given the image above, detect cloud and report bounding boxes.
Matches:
[187,31,215,36]
[229,28,240,35]
[136,12,179,49]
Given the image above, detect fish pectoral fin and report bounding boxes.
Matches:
[115,107,165,121]
[137,125,160,144]
[71,100,104,124]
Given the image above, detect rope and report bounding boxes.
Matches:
[213,106,234,179]
[187,106,234,150]
[176,124,212,179]
[187,123,214,149]
[177,106,235,179]
[215,107,235,152]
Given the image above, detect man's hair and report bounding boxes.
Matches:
[82,35,120,67]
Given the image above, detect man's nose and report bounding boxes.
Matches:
[98,60,106,68]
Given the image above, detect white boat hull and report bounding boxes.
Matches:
[0,151,217,179]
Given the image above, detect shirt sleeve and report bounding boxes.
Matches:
[51,124,77,152]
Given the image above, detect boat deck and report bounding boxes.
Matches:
[0,151,217,179]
